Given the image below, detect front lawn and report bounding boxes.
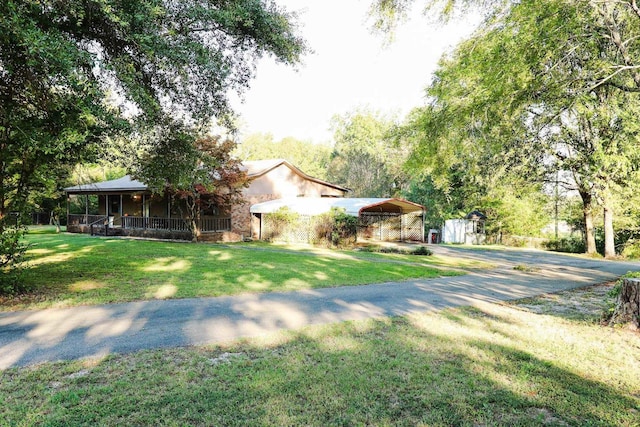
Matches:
[0,229,467,311]
[1,283,637,426]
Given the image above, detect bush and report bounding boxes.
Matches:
[312,208,357,248]
[410,246,433,256]
[0,223,28,295]
[621,240,640,259]
[265,207,301,242]
[354,245,433,256]
[544,236,586,254]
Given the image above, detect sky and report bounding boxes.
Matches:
[231,0,482,144]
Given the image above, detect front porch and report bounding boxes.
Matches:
[65,176,236,242]
[67,214,232,238]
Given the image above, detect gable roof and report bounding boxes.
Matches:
[250,197,425,217]
[242,159,349,193]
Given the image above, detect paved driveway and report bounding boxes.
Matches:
[1,246,638,369]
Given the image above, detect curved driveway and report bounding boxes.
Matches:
[1,246,638,369]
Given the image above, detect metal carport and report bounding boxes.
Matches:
[250,197,425,242]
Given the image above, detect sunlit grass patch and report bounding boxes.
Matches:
[145,283,179,299]
[142,257,191,272]
[2,233,469,311]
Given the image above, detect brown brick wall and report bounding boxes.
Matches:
[230,194,278,240]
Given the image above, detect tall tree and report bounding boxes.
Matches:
[234,133,332,180]
[396,0,640,255]
[369,0,640,94]
[135,123,249,242]
[327,109,408,197]
[0,0,306,222]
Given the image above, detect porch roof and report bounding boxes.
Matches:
[250,197,425,217]
[64,176,148,194]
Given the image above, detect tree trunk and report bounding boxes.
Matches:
[579,190,597,254]
[191,218,199,243]
[610,278,640,329]
[603,201,616,258]
[188,196,200,243]
[50,211,61,233]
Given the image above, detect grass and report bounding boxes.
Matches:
[0,228,471,311]
[1,283,638,426]
[513,264,541,273]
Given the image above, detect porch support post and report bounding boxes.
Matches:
[119,194,123,217]
[85,195,89,224]
[142,194,147,229]
[66,193,70,226]
[422,210,426,243]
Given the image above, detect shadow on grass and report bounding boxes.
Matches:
[1,316,638,426]
[7,233,450,311]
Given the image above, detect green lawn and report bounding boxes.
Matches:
[1,228,471,311]
[1,284,638,426]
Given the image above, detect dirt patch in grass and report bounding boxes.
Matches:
[508,282,616,322]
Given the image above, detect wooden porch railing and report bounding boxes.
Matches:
[121,216,190,231]
[68,214,107,226]
[68,214,232,233]
[198,217,232,232]
[120,216,231,232]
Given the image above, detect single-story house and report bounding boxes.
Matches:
[65,159,425,242]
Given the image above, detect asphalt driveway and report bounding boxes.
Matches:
[1,246,638,369]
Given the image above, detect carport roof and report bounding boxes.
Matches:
[250,197,425,217]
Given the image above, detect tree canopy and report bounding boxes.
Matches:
[0,0,306,221]
[327,109,408,198]
[234,133,332,180]
[134,123,249,241]
[394,0,640,253]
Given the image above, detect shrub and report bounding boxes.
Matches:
[265,207,301,242]
[544,236,586,254]
[355,245,433,256]
[0,223,28,295]
[621,240,640,259]
[410,246,433,256]
[312,208,357,248]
